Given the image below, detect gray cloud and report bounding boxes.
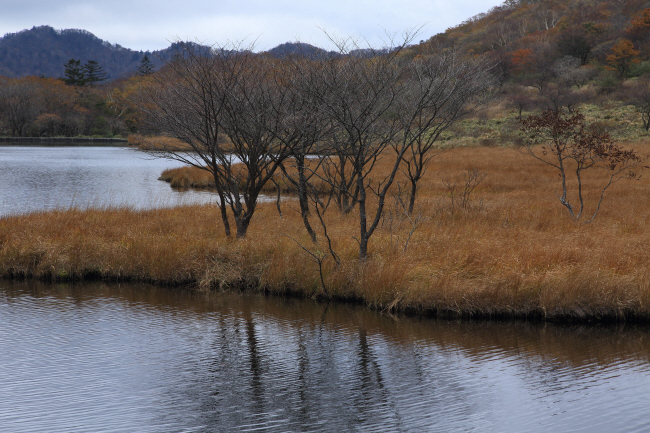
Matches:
[0,0,504,51]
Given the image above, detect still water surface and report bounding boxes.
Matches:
[1,281,649,432]
[0,145,216,216]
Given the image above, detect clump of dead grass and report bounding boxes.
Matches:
[127,134,192,151]
[159,160,330,195]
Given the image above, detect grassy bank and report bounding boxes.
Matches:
[3,144,650,322]
[159,163,329,195]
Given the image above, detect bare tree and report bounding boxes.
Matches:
[132,34,493,261]
[299,53,373,215]
[630,79,650,131]
[0,77,43,136]
[216,55,295,237]
[133,43,234,236]
[302,35,413,260]
[526,41,557,92]
[553,56,597,88]
[521,109,643,222]
[283,36,495,260]
[442,168,487,214]
[397,49,495,214]
[535,5,561,31]
[134,42,294,238]
[540,82,590,113]
[273,53,335,242]
[504,84,538,120]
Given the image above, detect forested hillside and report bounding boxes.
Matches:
[265,42,338,59]
[410,0,650,80]
[0,26,169,80]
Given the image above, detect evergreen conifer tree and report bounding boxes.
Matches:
[63,58,84,86]
[82,60,108,86]
[137,54,155,76]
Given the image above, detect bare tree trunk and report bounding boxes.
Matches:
[217,187,231,237]
[297,162,317,242]
[575,166,584,220]
[209,167,231,237]
[408,177,418,215]
[235,216,251,238]
[357,174,368,261]
[300,200,317,242]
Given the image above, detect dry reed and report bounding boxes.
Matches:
[159,160,329,195]
[127,134,191,150]
[3,142,650,322]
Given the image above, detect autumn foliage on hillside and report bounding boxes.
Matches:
[409,0,650,81]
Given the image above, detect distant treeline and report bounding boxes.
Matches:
[0,76,132,138]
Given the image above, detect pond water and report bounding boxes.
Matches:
[0,144,216,216]
[1,281,649,432]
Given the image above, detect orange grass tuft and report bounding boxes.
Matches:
[159,160,330,195]
[127,134,192,151]
[3,142,650,322]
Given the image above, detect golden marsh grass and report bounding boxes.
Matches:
[159,160,330,195]
[2,143,650,321]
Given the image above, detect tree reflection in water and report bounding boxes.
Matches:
[1,280,649,432]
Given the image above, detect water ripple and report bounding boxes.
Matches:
[1,282,650,432]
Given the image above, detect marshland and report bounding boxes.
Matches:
[2,137,650,321]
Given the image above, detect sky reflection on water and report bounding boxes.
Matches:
[1,281,649,432]
[0,145,216,216]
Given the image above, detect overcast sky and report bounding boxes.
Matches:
[1,0,504,52]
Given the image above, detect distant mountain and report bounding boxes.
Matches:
[0,26,343,81]
[0,26,179,80]
[265,42,338,59]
